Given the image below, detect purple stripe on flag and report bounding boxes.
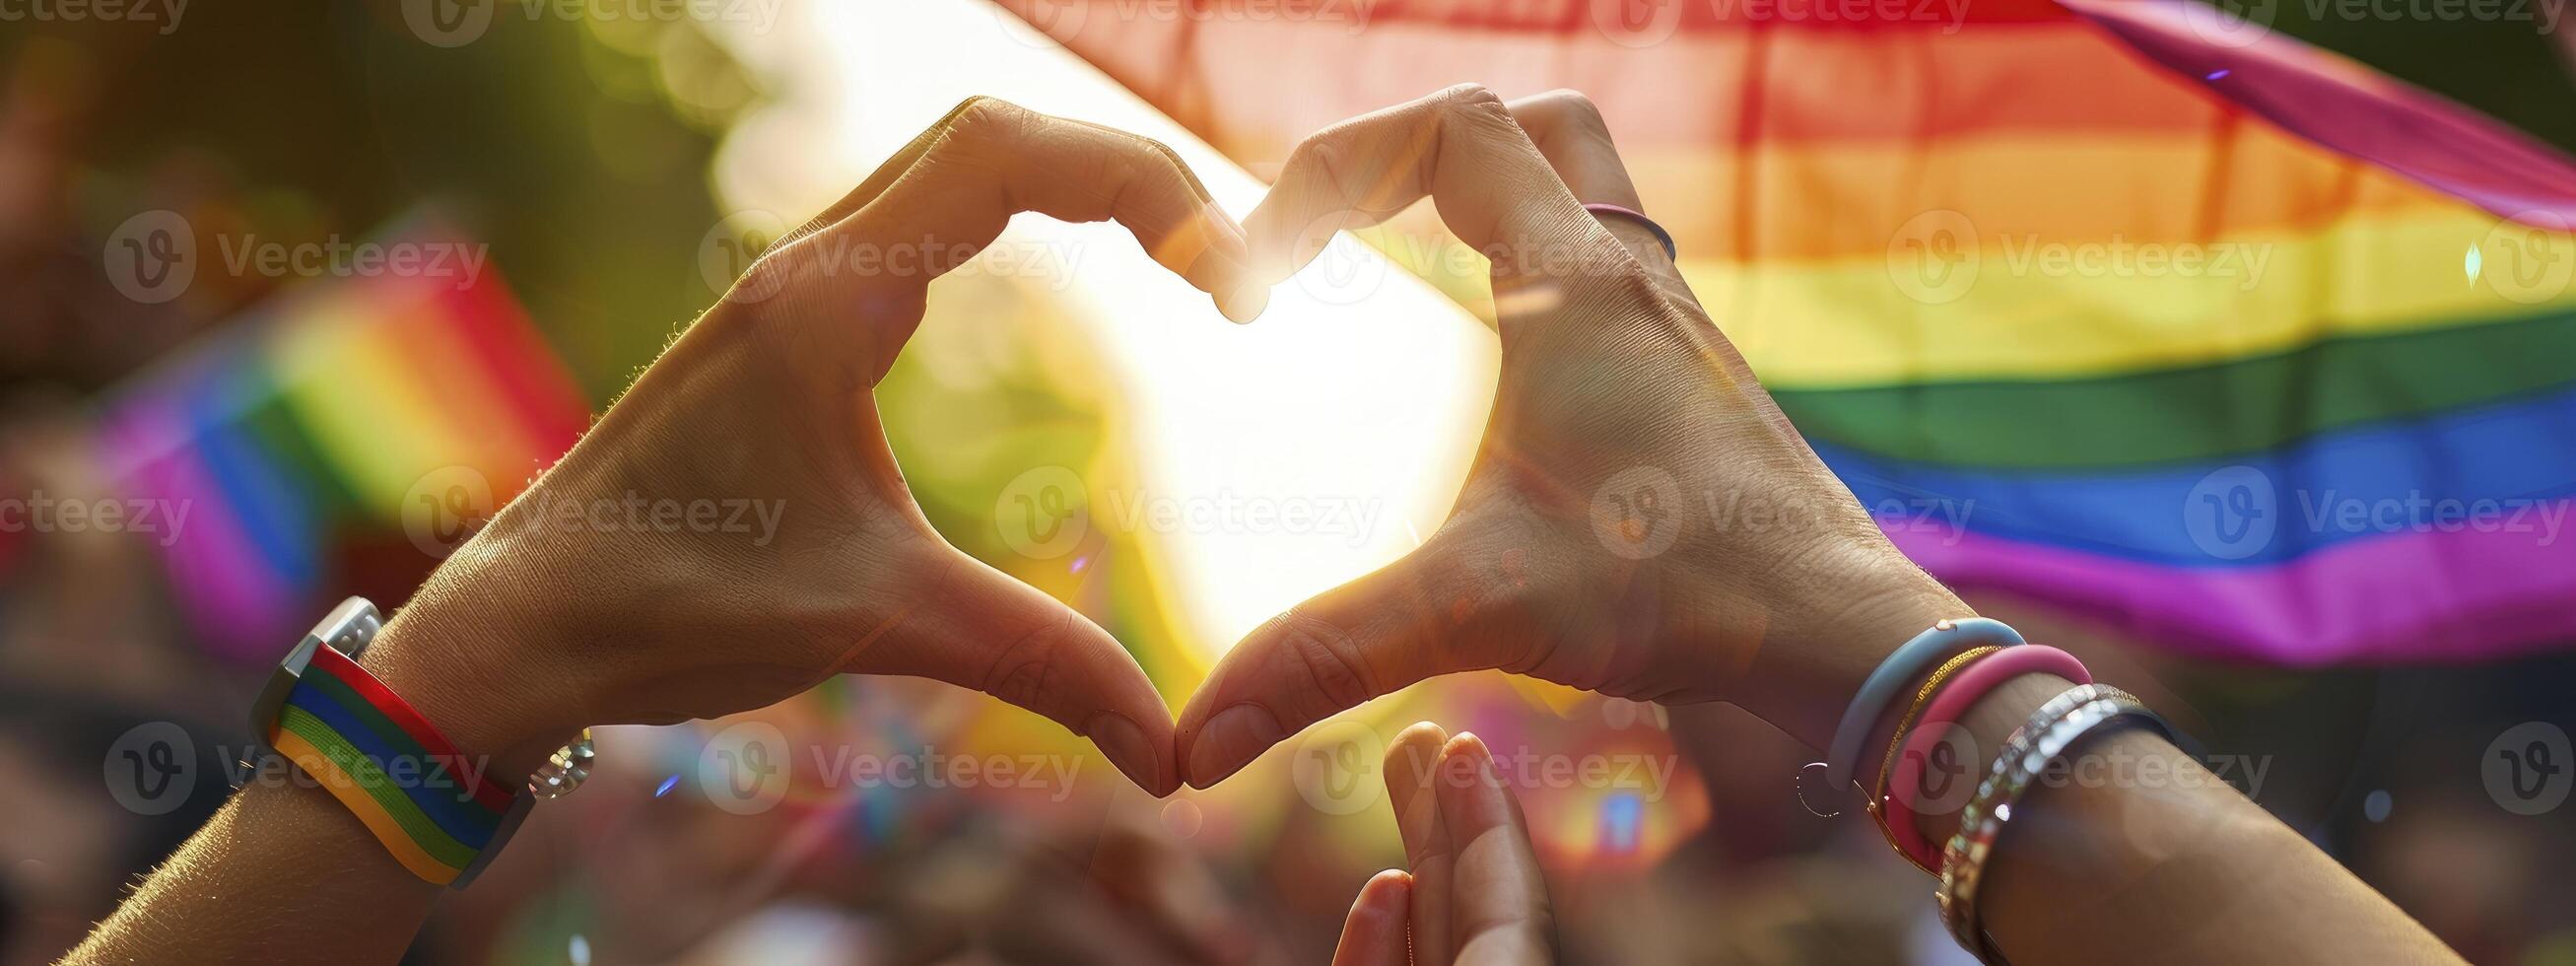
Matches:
[97,393,301,659]
[1882,500,2576,666]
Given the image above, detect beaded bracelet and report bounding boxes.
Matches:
[1867,644,2004,874]
[1937,684,2183,961]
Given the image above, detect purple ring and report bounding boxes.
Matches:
[1582,202,1678,260]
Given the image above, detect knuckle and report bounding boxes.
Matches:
[982,613,1076,714]
[1276,612,1376,710]
[1528,89,1605,130]
[1436,82,1505,109]
[943,96,1032,146]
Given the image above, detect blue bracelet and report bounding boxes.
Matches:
[1823,617,2025,792]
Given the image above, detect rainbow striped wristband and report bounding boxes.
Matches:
[251,598,532,887]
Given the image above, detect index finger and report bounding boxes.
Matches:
[1437,732,1555,964]
[1242,84,1624,288]
[805,98,1266,324]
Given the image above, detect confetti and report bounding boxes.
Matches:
[2205,69,2230,80]
[654,775,680,797]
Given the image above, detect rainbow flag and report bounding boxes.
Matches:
[95,218,588,658]
[1001,0,2576,665]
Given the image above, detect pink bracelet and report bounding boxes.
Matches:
[1883,645,2091,871]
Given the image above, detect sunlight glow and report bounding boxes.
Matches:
[707,0,1496,665]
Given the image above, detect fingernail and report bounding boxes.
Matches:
[1451,730,1497,782]
[1086,713,1165,794]
[1186,704,1282,786]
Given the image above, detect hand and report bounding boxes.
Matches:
[1178,85,1970,787]
[368,98,1263,795]
[1331,723,1554,966]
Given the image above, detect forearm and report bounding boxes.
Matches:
[64,774,441,966]
[1919,675,2460,965]
[65,601,554,966]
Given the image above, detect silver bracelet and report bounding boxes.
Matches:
[1935,684,2182,962]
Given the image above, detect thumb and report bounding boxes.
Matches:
[1174,524,1538,789]
[857,549,1179,795]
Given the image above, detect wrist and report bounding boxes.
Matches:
[1904,672,2079,851]
[360,572,581,781]
[1731,552,1972,750]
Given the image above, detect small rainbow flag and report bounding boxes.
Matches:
[1004,0,2576,665]
[94,217,588,658]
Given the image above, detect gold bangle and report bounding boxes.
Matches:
[1867,644,2004,874]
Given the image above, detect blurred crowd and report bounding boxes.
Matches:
[6,3,2576,964]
